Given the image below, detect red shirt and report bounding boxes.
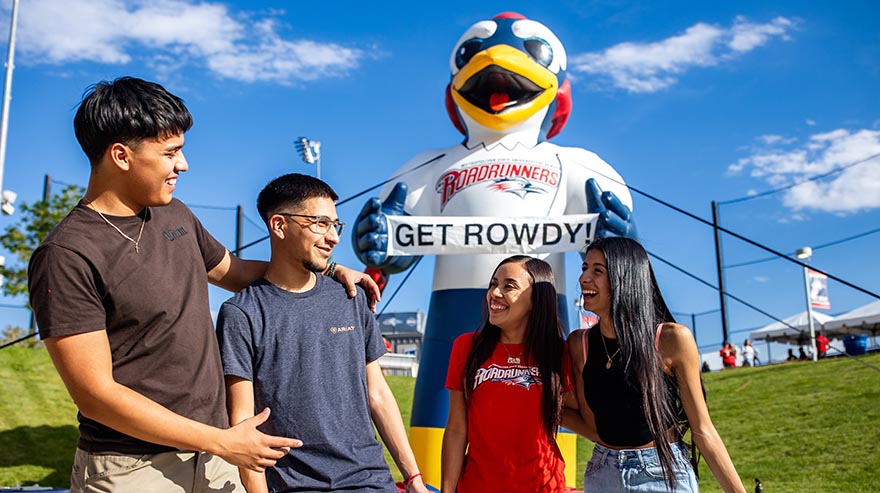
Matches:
[445,333,573,493]
[816,335,830,353]
[721,347,736,367]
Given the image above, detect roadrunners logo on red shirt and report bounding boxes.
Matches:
[436,160,559,211]
[473,364,542,390]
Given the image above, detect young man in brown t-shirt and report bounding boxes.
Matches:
[28,76,379,492]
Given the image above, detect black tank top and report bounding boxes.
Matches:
[582,326,682,447]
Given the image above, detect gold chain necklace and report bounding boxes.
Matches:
[501,343,522,365]
[88,203,147,254]
[600,332,621,370]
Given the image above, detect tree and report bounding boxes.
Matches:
[0,184,84,298]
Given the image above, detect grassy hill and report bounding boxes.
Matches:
[2,347,879,491]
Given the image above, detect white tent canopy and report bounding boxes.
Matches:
[823,300,880,337]
[750,310,834,344]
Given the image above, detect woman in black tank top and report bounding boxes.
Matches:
[568,237,746,493]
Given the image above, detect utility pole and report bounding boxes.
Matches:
[43,174,51,203]
[28,174,50,335]
[712,201,730,344]
[235,205,243,257]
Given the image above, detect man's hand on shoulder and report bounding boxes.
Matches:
[331,264,381,311]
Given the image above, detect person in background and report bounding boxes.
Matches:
[786,348,798,362]
[702,361,712,373]
[798,347,810,361]
[218,174,426,493]
[721,342,737,369]
[741,340,757,367]
[442,255,578,492]
[816,332,830,359]
[28,77,379,493]
[569,237,746,492]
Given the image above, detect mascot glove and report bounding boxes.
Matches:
[352,182,420,274]
[585,178,637,239]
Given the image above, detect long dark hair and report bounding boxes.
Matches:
[587,237,687,491]
[462,255,566,439]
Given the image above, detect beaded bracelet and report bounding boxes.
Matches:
[326,261,337,279]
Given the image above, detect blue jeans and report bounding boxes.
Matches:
[583,442,699,492]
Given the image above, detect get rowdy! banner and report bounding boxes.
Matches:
[385,214,598,256]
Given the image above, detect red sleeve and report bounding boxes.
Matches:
[561,340,574,393]
[445,333,475,391]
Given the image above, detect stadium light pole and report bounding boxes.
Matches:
[0,0,20,215]
[295,136,321,180]
[796,246,818,361]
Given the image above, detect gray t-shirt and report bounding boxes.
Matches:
[217,275,395,493]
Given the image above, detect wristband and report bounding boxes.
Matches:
[326,261,337,279]
[405,472,422,487]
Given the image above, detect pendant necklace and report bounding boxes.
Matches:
[88,202,147,254]
[501,343,522,365]
[600,332,622,370]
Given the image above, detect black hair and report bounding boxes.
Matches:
[586,237,696,491]
[257,173,339,224]
[73,76,193,165]
[463,255,566,440]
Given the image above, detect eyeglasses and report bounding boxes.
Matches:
[278,213,345,235]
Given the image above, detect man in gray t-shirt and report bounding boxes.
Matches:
[217,173,428,493]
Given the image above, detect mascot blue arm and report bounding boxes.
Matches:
[353,181,419,273]
[352,13,635,488]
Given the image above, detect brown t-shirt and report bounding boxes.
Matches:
[28,199,228,454]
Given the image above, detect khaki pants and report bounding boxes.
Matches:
[70,448,243,493]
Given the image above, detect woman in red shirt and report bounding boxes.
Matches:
[441,255,577,492]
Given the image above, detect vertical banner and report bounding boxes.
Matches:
[807,269,830,310]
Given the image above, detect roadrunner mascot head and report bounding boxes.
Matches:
[445,12,572,145]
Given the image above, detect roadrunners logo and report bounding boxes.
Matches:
[436,160,559,210]
[473,364,542,390]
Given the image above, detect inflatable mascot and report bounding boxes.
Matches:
[353,12,635,487]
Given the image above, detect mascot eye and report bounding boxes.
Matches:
[455,38,484,68]
[524,39,553,67]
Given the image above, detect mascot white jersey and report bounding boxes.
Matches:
[353,13,635,488]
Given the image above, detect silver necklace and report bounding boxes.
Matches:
[501,343,522,365]
[600,332,621,370]
[89,203,147,254]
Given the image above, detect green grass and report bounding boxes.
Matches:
[0,347,78,487]
[2,348,879,491]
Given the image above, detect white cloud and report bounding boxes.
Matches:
[5,0,365,84]
[728,128,880,213]
[569,16,795,93]
[757,134,797,145]
[727,16,793,52]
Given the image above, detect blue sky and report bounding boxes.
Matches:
[0,0,877,363]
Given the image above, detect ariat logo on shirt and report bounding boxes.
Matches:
[474,364,542,390]
[330,326,355,334]
[163,227,188,241]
